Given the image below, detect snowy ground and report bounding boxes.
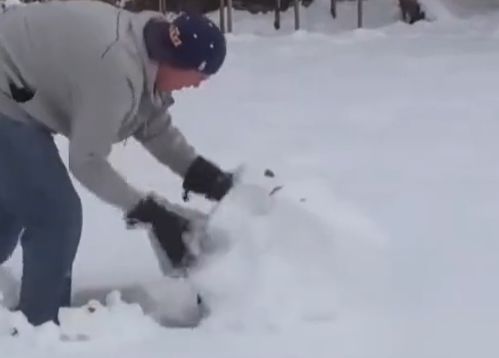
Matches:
[2,1,499,357]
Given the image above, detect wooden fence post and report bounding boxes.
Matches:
[219,0,226,32]
[294,0,300,30]
[357,0,363,28]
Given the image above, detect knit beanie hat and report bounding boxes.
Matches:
[144,13,226,75]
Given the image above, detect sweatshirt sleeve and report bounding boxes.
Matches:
[133,109,197,178]
[68,59,143,212]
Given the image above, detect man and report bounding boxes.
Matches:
[0,1,233,326]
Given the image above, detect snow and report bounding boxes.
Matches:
[2,0,499,357]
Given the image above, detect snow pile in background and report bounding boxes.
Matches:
[441,0,499,16]
[419,0,499,21]
[419,0,458,22]
[1,0,25,10]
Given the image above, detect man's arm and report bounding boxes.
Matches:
[133,110,197,178]
[67,54,201,266]
[134,111,233,201]
[68,62,143,211]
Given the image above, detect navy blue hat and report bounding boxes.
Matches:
[144,13,226,75]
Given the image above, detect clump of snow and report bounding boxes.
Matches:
[72,276,204,328]
[58,292,160,342]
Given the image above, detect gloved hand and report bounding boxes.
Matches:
[182,156,233,201]
[125,195,190,267]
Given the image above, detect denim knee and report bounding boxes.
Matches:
[21,186,82,261]
[49,188,83,259]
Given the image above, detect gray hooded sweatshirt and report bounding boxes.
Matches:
[0,1,198,211]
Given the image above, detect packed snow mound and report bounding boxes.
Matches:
[186,166,388,329]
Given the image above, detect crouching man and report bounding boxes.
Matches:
[0,1,232,325]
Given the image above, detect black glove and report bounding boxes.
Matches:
[126,195,190,267]
[182,156,233,201]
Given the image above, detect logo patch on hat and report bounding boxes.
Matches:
[169,24,182,47]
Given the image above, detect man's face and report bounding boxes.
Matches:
[155,64,209,92]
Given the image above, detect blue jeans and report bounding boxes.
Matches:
[0,115,82,325]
